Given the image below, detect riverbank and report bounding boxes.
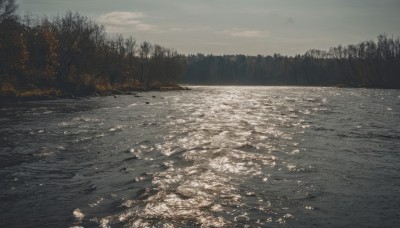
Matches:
[0,83,189,102]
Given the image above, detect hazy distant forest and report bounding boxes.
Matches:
[183,35,400,88]
[1,0,400,98]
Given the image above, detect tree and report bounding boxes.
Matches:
[0,0,27,87]
[124,36,137,83]
[0,0,17,23]
[139,41,152,85]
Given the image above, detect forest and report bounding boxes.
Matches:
[1,0,400,99]
[182,35,400,88]
[0,0,185,98]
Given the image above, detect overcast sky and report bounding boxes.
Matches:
[17,0,400,56]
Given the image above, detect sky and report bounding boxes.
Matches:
[17,0,400,56]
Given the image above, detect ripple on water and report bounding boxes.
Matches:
[2,87,398,227]
[77,89,301,226]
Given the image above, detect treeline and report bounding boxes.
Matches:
[0,0,185,97]
[181,34,400,88]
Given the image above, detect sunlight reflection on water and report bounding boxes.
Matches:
[81,87,332,226]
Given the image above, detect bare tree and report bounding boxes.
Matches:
[139,41,153,85]
[0,0,18,23]
[139,41,152,60]
[124,36,136,57]
[124,36,137,83]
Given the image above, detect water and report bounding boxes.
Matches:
[1,86,400,227]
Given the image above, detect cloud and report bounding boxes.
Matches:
[168,26,210,32]
[223,28,269,38]
[135,23,157,31]
[96,11,157,32]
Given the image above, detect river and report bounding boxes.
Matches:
[1,86,400,227]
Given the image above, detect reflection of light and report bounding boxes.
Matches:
[73,208,85,223]
[140,87,311,225]
[80,87,325,226]
[144,170,233,226]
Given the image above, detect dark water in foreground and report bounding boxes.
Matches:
[1,86,400,227]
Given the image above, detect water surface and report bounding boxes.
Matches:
[1,86,400,227]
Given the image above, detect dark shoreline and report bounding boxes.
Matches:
[0,85,190,102]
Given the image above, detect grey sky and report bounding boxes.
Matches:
[17,0,400,56]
